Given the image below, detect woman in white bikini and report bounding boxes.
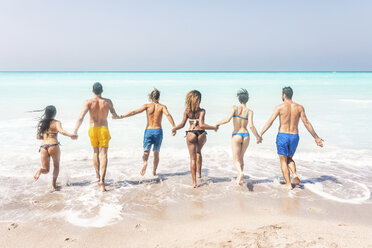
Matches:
[34,106,76,190]
[172,90,218,188]
[216,89,262,185]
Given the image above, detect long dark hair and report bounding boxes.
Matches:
[37,105,57,138]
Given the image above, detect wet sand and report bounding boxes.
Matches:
[1,190,372,248]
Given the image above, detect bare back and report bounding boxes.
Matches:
[232,105,250,133]
[87,97,112,127]
[186,108,204,131]
[278,101,303,134]
[146,103,166,129]
[40,120,59,145]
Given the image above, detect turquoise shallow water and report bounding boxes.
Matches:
[0,71,371,226]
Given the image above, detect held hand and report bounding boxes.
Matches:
[112,115,120,120]
[256,135,262,144]
[214,125,219,132]
[71,134,78,140]
[315,137,324,147]
[172,130,176,136]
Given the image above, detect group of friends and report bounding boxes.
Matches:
[33,82,324,191]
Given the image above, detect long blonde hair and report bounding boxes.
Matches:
[185,90,201,113]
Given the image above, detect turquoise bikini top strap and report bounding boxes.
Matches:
[236,106,238,115]
[246,109,249,118]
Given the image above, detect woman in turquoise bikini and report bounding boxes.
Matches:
[216,89,262,185]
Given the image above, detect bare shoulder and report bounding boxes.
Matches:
[102,97,113,104]
[52,119,61,125]
[85,98,93,105]
[294,102,304,111]
[276,103,285,110]
[159,103,167,109]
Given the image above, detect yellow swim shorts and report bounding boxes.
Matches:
[88,126,111,148]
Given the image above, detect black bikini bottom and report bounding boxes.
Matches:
[185,130,206,138]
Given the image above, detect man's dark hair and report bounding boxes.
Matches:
[237,88,249,103]
[282,86,293,99]
[93,82,103,95]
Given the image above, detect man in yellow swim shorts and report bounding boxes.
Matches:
[74,82,120,191]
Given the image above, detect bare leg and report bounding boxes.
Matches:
[186,133,198,188]
[279,155,292,189]
[99,147,108,192]
[196,133,206,178]
[287,156,300,185]
[141,151,150,176]
[49,146,61,191]
[92,147,100,182]
[239,136,250,185]
[232,135,244,185]
[153,152,159,176]
[34,149,50,181]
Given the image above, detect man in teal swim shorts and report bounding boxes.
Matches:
[260,86,324,189]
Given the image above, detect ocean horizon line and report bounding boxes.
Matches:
[1,70,372,73]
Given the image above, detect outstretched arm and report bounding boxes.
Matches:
[172,110,188,132]
[300,107,324,147]
[109,99,120,119]
[56,121,77,139]
[260,106,280,137]
[199,110,218,131]
[74,100,89,134]
[119,104,147,119]
[163,106,176,128]
[216,106,235,127]
[248,110,262,143]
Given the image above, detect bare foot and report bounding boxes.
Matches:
[285,183,293,190]
[293,176,301,185]
[192,182,198,188]
[197,173,201,178]
[34,169,41,181]
[140,162,148,176]
[99,181,106,192]
[238,173,244,185]
[152,170,157,176]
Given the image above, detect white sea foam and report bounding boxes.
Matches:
[1,72,372,226]
[65,203,123,227]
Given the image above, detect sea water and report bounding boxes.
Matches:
[0,72,371,227]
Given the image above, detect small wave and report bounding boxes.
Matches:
[304,179,370,204]
[65,203,122,227]
[339,99,372,104]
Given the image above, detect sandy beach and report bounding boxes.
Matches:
[2,182,371,248]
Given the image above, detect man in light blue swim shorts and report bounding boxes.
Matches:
[143,129,163,153]
[260,86,324,189]
[115,88,176,176]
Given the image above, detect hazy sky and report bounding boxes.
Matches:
[1,0,371,71]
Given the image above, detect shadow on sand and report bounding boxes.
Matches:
[65,172,341,193]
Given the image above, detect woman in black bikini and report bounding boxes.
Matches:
[172,90,218,188]
[33,106,76,190]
